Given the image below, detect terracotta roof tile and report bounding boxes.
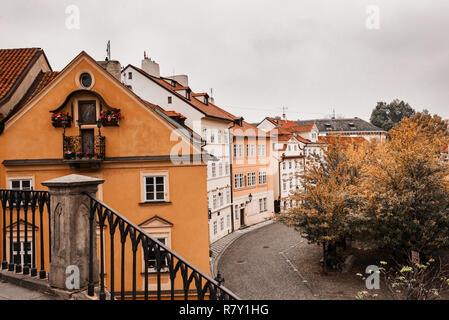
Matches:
[2,70,58,122]
[25,71,58,103]
[0,48,43,102]
[266,117,315,133]
[131,65,237,122]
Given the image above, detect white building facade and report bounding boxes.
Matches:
[122,58,236,243]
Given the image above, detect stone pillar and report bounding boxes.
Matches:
[42,174,104,290]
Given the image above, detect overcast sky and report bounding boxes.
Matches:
[1,0,448,123]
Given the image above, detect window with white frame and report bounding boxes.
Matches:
[213,194,217,209]
[289,161,292,169]
[218,130,222,144]
[12,241,32,266]
[218,163,223,176]
[259,198,267,213]
[225,162,229,175]
[282,162,286,170]
[210,130,215,143]
[220,217,224,231]
[283,181,287,191]
[211,163,216,178]
[226,189,231,204]
[246,144,256,157]
[213,221,217,235]
[202,128,207,140]
[227,215,230,228]
[219,192,224,207]
[234,205,239,219]
[258,144,266,157]
[146,237,169,272]
[258,171,267,184]
[247,172,256,186]
[234,173,244,189]
[234,144,243,158]
[9,179,32,190]
[144,175,167,202]
[224,131,229,144]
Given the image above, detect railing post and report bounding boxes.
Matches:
[42,174,104,292]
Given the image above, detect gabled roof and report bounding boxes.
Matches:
[143,100,202,142]
[297,118,384,133]
[0,51,204,154]
[2,71,58,123]
[264,117,316,134]
[0,48,51,105]
[125,65,238,122]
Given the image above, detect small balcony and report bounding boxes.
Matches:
[62,134,105,168]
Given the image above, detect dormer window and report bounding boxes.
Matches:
[349,122,355,129]
[186,89,191,100]
[168,96,172,104]
[128,72,132,80]
[325,123,332,130]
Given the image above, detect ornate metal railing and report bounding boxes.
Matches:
[62,135,105,160]
[86,193,239,300]
[0,189,51,279]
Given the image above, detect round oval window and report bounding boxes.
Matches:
[80,72,92,88]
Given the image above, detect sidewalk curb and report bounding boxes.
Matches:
[211,219,274,278]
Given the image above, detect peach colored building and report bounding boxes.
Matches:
[230,121,274,229]
[0,50,211,298]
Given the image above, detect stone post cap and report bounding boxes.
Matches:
[42,174,105,188]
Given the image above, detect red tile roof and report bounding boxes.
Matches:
[1,70,58,123]
[142,100,201,140]
[24,71,58,103]
[0,48,44,103]
[266,117,315,133]
[130,65,237,122]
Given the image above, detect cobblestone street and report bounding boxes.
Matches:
[217,222,383,300]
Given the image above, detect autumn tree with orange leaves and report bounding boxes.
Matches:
[352,113,449,257]
[280,112,449,267]
[278,136,364,271]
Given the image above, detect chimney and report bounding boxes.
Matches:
[166,75,188,87]
[141,55,160,78]
[97,60,121,81]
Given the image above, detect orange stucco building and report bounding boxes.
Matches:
[230,121,274,228]
[0,50,211,297]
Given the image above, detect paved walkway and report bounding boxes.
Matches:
[210,219,273,276]
[217,221,322,300]
[0,280,54,300]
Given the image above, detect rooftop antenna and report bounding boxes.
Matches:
[210,88,214,98]
[332,108,336,119]
[281,106,288,120]
[144,51,146,59]
[106,40,111,61]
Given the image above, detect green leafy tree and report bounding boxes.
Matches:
[370,99,415,131]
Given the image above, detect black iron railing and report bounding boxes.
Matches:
[63,135,106,160]
[0,189,51,279]
[86,193,238,300]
